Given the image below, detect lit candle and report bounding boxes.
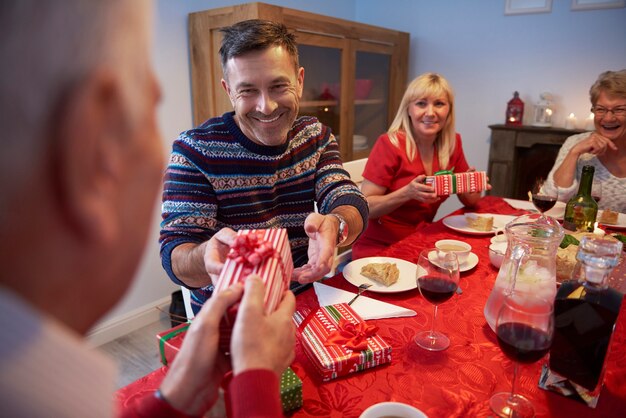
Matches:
[565,113,577,130]
[593,222,605,237]
[585,113,595,131]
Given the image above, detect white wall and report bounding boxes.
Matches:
[90,0,626,339]
[356,0,626,217]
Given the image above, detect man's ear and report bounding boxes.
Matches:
[297,66,305,98]
[52,71,126,245]
[221,78,235,107]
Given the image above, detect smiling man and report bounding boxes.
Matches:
[545,69,626,212]
[160,20,368,314]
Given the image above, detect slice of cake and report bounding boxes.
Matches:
[465,214,494,232]
[360,262,399,286]
[599,209,619,225]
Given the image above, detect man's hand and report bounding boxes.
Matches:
[202,227,237,282]
[230,276,296,375]
[292,213,336,283]
[158,282,244,416]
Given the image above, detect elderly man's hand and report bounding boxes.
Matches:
[231,276,296,375]
[158,282,244,416]
[292,212,336,283]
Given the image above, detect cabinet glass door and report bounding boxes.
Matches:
[298,44,341,140]
[353,49,391,160]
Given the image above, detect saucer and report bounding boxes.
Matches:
[460,252,479,272]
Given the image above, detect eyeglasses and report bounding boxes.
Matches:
[591,105,626,117]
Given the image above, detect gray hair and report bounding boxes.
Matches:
[0,0,151,212]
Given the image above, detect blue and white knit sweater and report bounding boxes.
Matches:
[159,111,368,309]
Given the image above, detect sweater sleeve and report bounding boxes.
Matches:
[227,369,283,418]
[118,391,200,418]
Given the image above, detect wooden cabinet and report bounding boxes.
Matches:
[188,2,409,161]
[487,124,586,199]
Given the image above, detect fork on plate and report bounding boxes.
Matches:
[347,283,372,306]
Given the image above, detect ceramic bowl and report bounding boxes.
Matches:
[359,402,428,418]
[489,241,507,269]
[435,239,471,264]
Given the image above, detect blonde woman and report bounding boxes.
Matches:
[353,73,484,259]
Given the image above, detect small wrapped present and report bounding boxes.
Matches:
[280,367,302,412]
[425,170,487,196]
[156,322,189,366]
[215,228,294,351]
[295,303,392,381]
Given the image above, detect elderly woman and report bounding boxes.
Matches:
[352,73,485,259]
[546,69,626,212]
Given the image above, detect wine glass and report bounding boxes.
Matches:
[591,180,602,204]
[414,249,459,351]
[530,178,558,219]
[490,292,554,418]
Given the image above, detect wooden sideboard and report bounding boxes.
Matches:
[487,124,586,200]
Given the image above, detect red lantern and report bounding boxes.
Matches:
[505,91,524,126]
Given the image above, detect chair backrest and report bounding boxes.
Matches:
[343,158,368,188]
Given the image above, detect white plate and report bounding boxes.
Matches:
[598,210,626,230]
[343,257,421,293]
[360,402,428,418]
[442,213,517,236]
[427,251,478,272]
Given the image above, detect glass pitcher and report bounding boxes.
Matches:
[484,214,564,332]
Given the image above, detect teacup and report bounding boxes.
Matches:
[435,239,471,264]
[489,241,507,269]
[359,402,428,418]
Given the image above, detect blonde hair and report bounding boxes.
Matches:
[387,73,456,167]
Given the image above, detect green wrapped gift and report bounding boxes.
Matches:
[280,367,302,412]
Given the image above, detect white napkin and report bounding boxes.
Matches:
[313,282,416,320]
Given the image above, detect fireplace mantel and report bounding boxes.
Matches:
[487,124,586,200]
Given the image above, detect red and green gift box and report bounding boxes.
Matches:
[214,228,294,351]
[295,303,392,381]
[157,323,303,412]
[157,322,190,366]
[425,170,487,196]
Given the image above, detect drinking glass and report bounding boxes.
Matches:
[592,180,603,203]
[490,292,554,418]
[531,179,558,219]
[414,249,459,351]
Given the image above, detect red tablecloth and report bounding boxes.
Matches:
[116,196,626,417]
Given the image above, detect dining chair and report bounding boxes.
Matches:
[181,286,194,320]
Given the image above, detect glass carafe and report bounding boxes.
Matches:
[484,214,564,332]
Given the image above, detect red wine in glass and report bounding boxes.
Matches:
[490,293,554,418]
[414,249,460,351]
[417,276,457,304]
[497,322,551,364]
[531,195,557,213]
[592,195,601,203]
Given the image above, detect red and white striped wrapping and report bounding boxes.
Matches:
[294,303,392,381]
[215,228,293,351]
[425,171,487,196]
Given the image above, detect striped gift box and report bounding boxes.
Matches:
[216,228,293,351]
[294,303,392,381]
[425,171,487,196]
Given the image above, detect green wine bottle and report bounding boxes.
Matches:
[563,165,598,232]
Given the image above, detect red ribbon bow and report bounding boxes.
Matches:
[229,232,276,274]
[324,319,379,351]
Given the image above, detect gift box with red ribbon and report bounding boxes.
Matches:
[215,228,293,351]
[425,170,487,196]
[294,303,392,381]
[156,322,189,366]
